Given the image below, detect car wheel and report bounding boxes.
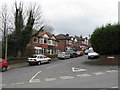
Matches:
[88,56,91,59]
[48,60,51,63]
[38,61,41,65]
[2,66,7,72]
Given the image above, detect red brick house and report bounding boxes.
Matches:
[26,31,59,56]
[56,34,90,52]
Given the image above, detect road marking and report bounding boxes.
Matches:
[72,67,86,72]
[106,70,118,73]
[60,76,74,80]
[11,82,25,85]
[15,82,25,85]
[93,72,105,75]
[77,74,91,77]
[29,79,41,83]
[0,84,6,87]
[44,78,56,81]
[111,86,118,88]
[29,71,41,83]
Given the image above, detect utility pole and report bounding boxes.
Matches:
[5,28,8,61]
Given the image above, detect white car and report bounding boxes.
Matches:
[58,52,70,59]
[88,51,99,59]
[27,54,51,65]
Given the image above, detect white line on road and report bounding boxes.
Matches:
[29,71,41,83]
[11,82,25,85]
[92,72,105,75]
[44,78,57,81]
[106,70,118,73]
[77,74,91,77]
[72,67,86,72]
[0,84,6,87]
[60,76,74,80]
[111,86,118,88]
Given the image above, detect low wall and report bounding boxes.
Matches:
[8,59,27,65]
[100,55,120,64]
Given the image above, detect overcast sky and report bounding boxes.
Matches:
[0,0,119,37]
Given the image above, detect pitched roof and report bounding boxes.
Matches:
[56,34,70,40]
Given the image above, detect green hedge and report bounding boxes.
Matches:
[90,23,120,55]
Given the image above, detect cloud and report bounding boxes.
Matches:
[0,0,119,37]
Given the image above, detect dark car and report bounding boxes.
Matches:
[69,51,78,58]
[0,58,8,72]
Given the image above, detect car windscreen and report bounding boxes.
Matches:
[0,59,3,63]
[30,56,37,58]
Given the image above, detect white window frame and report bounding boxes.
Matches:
[40,38,44,44]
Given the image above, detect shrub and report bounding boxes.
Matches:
[90,23,120,55]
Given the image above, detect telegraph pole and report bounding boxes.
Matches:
[5,28,8,61]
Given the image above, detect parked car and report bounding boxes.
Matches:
[69,51,78,58]
[58,52,70,59]
[76,51,84,56]
[27,54,51,65]
[0,58,8,72]
[88,51,99,59]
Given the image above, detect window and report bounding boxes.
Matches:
[44,39,48,44]
[40,38,44,44]
[48,40,52,45]
[0,60,3,63]
[33,37,38,43]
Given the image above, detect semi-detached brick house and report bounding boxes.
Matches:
[26,31,59,56]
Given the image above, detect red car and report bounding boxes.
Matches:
[76,51,84,56]
[0,58,8,72]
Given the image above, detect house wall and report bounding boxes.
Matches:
[57,40,66,52]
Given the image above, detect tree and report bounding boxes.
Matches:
[90,23,120,55]
[0,4,9,59]
[7,2,44,57]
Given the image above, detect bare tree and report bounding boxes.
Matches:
[43,25,54,34]
[0,4,10,59]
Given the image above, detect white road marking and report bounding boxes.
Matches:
[44,78,56,81]
[0,84,6,87]
[60,76,74,80]
[106,70,118,73]
[15,82,25,85]
[111,86,118,88]
[29,71,41,83]
[72,67,86,72]
[77,74,91,77]
[29,79,41,83]
[93,72,105,75]
[11,82,25,85]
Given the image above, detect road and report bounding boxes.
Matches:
[2,55,119,88]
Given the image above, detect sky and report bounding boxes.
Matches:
[0,0,119,37]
